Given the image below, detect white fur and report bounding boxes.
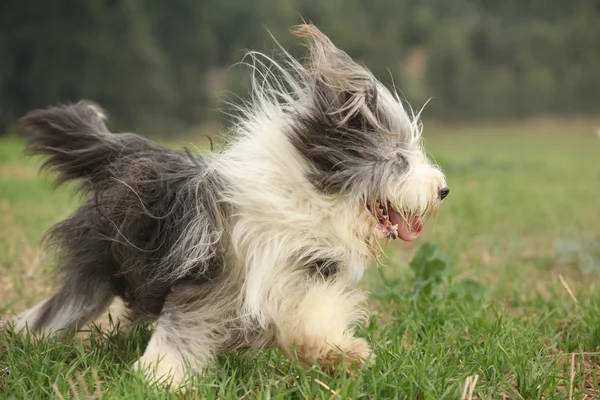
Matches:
[210,28,446,329]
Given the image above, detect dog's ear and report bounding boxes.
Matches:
[291,24,384,133]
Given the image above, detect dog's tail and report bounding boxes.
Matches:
[20,101,162,193]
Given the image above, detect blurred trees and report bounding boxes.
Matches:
[1,0,599,135]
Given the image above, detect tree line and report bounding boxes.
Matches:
[2,0,599,135]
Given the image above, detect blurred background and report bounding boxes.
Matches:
[2,0,600,136]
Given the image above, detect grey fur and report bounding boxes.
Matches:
[20,101,228,321]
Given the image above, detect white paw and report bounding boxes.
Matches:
[133,352,188,387]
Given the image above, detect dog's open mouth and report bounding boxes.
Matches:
[366,199,423,241]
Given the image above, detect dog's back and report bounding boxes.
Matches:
[17,102,225,326]
[22,101,163,192]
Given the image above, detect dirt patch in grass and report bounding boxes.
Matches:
[552,351,600,399]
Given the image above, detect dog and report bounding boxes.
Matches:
[10,24,448,386]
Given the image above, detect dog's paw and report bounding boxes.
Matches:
[316,337,374,374]
[132,353,189,389]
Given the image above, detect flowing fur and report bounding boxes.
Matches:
[9,25,448,387]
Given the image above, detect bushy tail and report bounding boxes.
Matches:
[20,101,162,193]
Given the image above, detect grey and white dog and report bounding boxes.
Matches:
[11,25,448,386]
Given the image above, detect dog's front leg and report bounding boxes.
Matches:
[275,281,373,372]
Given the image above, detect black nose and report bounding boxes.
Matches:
[439,187,450,200]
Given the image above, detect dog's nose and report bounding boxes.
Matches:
[439,187,450,200]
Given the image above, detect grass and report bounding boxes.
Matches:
[1,120,600,399]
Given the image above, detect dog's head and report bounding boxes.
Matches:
[281,25,448,242]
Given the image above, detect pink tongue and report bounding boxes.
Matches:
[389,211,423,242]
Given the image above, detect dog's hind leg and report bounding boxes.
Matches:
[99,297,139,331]
[12,274,114,339]
[132,284,228,386]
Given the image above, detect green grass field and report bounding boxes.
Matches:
[1,121,600,399]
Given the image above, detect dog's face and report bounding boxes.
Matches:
[287,25,448,242]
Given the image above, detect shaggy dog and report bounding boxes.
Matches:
[10,24,448,386]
